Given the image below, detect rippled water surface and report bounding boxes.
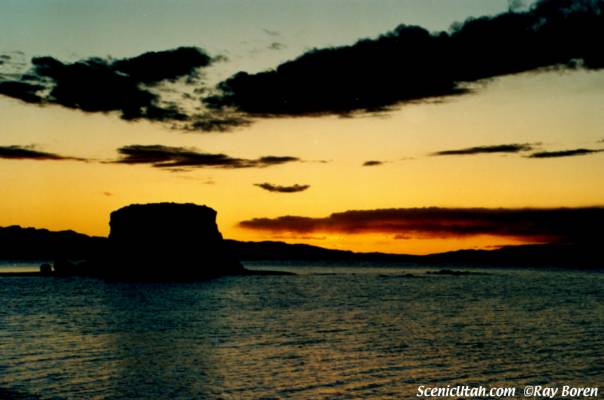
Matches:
[1,265,603,399]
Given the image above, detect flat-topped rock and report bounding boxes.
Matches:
[105,202,243,278]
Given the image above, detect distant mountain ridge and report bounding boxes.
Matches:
[0,225,602,269]
[0,225,106,261]
[225,239,603,269]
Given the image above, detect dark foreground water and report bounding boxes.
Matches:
[1,265,603,399]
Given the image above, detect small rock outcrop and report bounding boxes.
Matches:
[39,263,52,275]
[103,203,243,279]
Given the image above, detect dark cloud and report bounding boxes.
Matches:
[3,0,602,132]
[263,29,281,37]
[239,207,604,245]
[183,112,251,132]
[257,156,302,165]
[0,47,247,131]
[0,145,87,161]
[528,148,603,158]
[432,143,536,156]
[255,183,310,193]
[0,81,46,104]
[207,0,604,117]
[114,144,300,169]
[362,160,384,166]
[508,0,528,12]
[431,143,603,158]
[111,47,212,84]
[268,42,286,51]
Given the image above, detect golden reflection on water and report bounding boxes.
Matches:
[0,267,603,399]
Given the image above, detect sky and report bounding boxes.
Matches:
[1,0,603,254]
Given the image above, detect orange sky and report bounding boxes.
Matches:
[1,1,603,254]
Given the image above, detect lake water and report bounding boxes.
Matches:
[1,264,603,399]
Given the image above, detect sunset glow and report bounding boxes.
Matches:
[1,0,603,254]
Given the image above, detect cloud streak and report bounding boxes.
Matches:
[255,183,310,193]
[207,0,604,118]
[362,160,384,166]
[528,148,603,158]
[114,144,300,169]
[432,143,535,156]
[239,207,604,245]
[0,145,87,162]
[268,42,286,51]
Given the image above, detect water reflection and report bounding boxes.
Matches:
[0,268,603,399]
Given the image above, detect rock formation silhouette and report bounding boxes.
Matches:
[101,203,244,279]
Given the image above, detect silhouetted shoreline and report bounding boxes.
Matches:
[0,268,294,278]
[0,203,307,280]
[0,203,603,278]
[1,228,603,271]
